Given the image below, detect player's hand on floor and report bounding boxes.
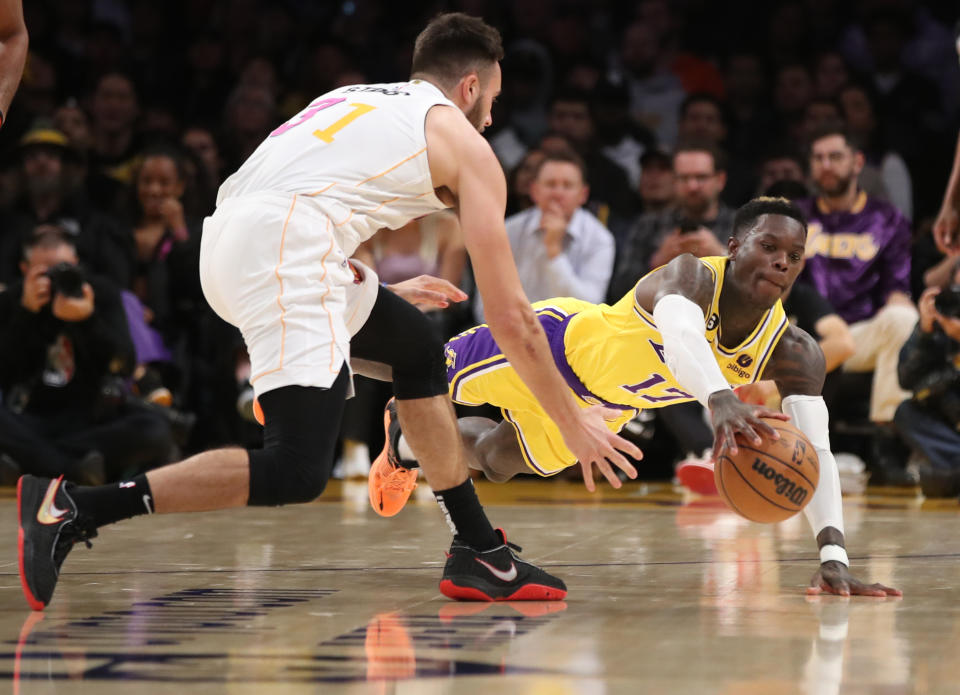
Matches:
[387,275,468,309]
[565,406,641,492]
[807,560,902,597]
[708,390,790,460]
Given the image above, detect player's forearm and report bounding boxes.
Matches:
[0,20,29,121]
[782,395,848,563]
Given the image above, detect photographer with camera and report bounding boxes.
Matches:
[0,125,133,289]
[894,260,960,498]
[0,227,173,484]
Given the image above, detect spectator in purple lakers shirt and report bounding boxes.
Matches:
[796,125,918,485]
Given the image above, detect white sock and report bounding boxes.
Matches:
[397,434,417,462]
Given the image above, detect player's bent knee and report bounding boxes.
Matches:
[477,451,522,484]
[352,287,448,399]
[392,320,447,399]
[244,375,348,507]
[247,444,333,506]
[483,467,515,484]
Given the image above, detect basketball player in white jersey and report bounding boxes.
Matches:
[17,13,646,609]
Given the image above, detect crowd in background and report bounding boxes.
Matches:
[1,0,959,494]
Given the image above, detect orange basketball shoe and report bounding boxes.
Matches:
[368,398,418,517]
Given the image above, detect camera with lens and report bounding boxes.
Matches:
[934,284,960,319]
[44,262,86,298]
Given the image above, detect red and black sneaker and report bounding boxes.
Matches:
[17,475,97,611]
[439,529,567,601]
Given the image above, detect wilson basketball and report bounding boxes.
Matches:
[714,418,820,523]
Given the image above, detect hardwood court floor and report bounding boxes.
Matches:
[1,478,959,694]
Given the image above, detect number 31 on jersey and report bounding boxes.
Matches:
[270,98,376,143]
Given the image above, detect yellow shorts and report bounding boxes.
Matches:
[444,300,638,476]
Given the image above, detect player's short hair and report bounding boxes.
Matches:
[673,140,727,173]
[532,148,587,183]
[732,197,807,240]
[411,13,504,89]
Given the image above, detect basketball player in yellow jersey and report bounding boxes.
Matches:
[377,197,900,598]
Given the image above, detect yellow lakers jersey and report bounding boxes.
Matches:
[551,256,788,410]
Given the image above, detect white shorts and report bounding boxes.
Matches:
[200,192,375,397]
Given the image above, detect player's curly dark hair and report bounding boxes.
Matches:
[732,197,807,240]
[411,13,504,89]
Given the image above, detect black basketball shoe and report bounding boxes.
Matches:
[439,528,567,601]
[18,475,97,611]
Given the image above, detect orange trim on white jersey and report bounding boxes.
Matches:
[251,194,298,384]
[356,147,427,185]
[304,181,338,197]
[317,217,340,372]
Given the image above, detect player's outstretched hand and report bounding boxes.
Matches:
[708,390,789,461]
[807,561,902,597]
[565,406,642,492]
[388,275,468,309]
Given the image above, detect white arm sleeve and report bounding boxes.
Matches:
[782,394,845,539]
[652,294,731,406]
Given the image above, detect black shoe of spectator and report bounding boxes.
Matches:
[866,427,918,487]
[0,454,22,486]
[867,461,919,487]
[918,464,960,498]
[70,451,106,487]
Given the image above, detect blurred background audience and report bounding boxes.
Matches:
[1,0,957,490]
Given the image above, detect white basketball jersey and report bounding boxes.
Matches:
[216,80,456,255]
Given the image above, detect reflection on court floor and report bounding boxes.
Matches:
[0,479,957,693]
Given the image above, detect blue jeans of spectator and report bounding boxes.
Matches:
[894,400,960,471]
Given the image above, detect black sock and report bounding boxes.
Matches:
[433,479,499,550]
[390,427,419,469]
[69,474,155,529]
